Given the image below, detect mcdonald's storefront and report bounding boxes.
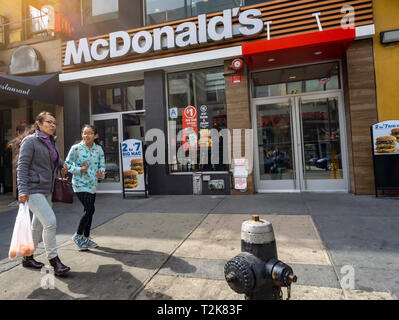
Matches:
[60,0,377,196]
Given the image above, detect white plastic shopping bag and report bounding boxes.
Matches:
[8,202,35,259]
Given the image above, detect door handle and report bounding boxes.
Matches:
[298,97,308,190]
[289,97,296,182]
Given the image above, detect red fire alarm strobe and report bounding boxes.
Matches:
[231,58,244,71]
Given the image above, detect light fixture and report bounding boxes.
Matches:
[268,58,275,62]
[380,29,399,45]
[289,76,297,80]
[314,51,323,55]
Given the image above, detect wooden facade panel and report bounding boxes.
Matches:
[224,60,254,194]
[61,0,373,73]
[347,89,377,103]
[347,77,378,90]
[345,39,378,195]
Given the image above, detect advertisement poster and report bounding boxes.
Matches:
[372,120,399,155]
[182,106,198,151]
[121,139,145,191]
[199,105,212,148]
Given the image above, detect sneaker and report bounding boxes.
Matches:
[83,236,98,248]
[72,233,88,251]
[72,233,81,245]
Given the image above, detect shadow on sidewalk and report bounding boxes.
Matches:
[88,246,197,274]
[27,263,174,300]
[26,246,195,300]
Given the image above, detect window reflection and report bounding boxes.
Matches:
[92,81,144,114]
[252,62,340,98]
[301,98,343,180]
[82,0,119,24]
[167,67,227,173]
[257,103,294,181]
[145,0,270,25]
[94,119,120,183]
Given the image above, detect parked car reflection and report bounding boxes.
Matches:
[309,154,341,171]
[105,163,120,181]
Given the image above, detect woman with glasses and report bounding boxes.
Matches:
[12,111,70,276]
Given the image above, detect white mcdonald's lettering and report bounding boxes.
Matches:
[64,7,332,66]
[64,7,265,66]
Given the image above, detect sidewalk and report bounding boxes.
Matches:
[0,193,397,300]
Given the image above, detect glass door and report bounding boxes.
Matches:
[298,92,348,192]
[92,111,146,192]
[93,116,121,192]
[253,97,300,192]
[253,92,348,192]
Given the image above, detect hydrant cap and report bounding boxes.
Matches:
[241,217,275,244]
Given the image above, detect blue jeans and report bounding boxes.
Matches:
[28,193,58,260]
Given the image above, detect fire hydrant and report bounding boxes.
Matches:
[224,215,297,300]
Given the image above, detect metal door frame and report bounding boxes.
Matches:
[252,90,349,193]
[298,91,349,192]
[91,110,146,193]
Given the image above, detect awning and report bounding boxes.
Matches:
[0,72,63,106]
[242,28,356,70]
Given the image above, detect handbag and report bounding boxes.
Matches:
[9,202,35,259]
[52,170,73,203]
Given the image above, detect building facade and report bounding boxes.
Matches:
[58,0,382,196]
[0,0,77,195]
[373,0,399,122]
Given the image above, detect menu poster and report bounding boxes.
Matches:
[121,139,145,191]
[372,120,399,155]
[182,106,198,151]
[199,105,213,148]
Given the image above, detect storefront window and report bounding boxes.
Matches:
[82,0,119,24]
[27,5,49,37]
[145,0,268,25]
[167,67,228,173]
[252,62,340,98]
[23,0,59,39]
[92,81,144,114]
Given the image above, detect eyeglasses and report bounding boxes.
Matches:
[44,120,57,126]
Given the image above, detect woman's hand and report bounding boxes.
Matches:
[96,170,105,179]
[62,163,69,175]
[18,194,29,203]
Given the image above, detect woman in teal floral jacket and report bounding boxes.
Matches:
[65,124,106,250]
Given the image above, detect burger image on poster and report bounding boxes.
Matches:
[391,128,399,142]
[123,170,138,188]
[375,136,397,153]
[131,158,144,174]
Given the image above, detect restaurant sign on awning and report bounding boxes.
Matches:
[0,72,63,105]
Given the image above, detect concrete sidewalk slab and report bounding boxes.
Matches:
[134,274,394,300]
[0,211,206,300]
[135,275,242,300]
[173,214,331,266]
[0,204,396,300]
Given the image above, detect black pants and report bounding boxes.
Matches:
[76,192,96,237]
